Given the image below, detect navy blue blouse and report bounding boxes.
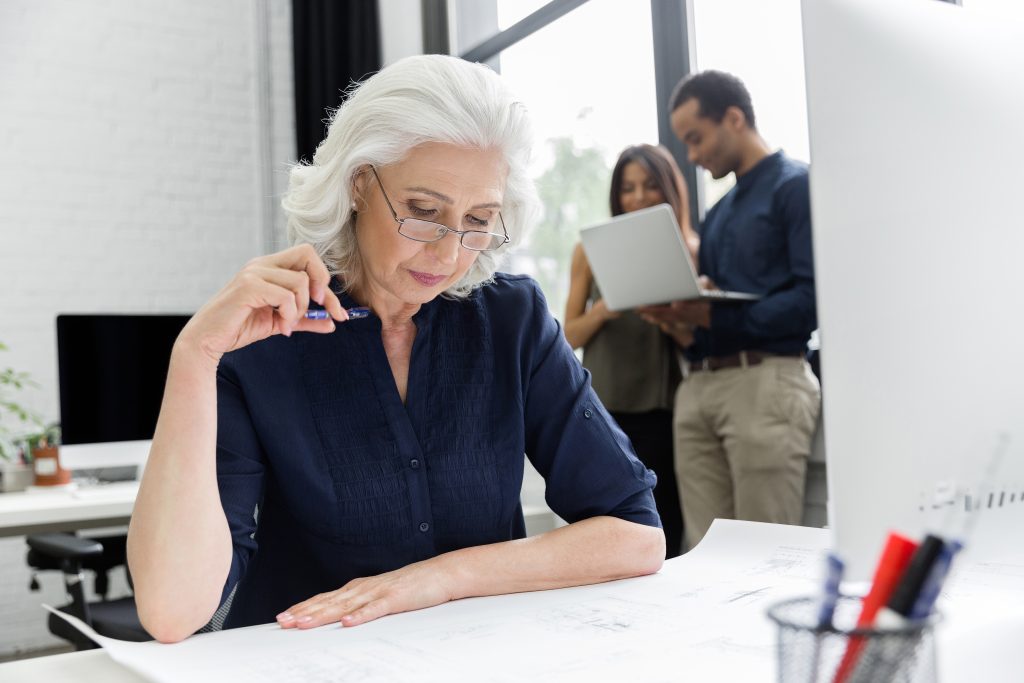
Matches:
[215,273,660,628]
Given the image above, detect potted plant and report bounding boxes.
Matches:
[0,341,43,492]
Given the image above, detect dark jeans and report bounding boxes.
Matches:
[610,409,684,559]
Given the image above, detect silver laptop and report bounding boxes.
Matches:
[579,203,760,311]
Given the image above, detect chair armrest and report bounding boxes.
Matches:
[27,533,103,561]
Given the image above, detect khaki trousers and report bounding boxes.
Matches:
[674,356,821,549]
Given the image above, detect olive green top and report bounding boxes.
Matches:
[580,281,681,413]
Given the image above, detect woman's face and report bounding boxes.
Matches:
[619,161,667,214]
[354,142,506,308]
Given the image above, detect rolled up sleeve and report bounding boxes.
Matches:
[520,282,661,528]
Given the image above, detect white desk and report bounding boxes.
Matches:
[2,619,1012,683]
[3,520,817,683]
[0,649,144,682]
[0,482,138,538]
[0,520,1018,683]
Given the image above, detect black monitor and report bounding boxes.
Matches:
[56,314,191,469]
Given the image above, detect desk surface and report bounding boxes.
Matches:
[0,520,1018,683]
[3,620,1012,683]
[0,649,143,682]
[0,482,138,538]
[1,522,831,682]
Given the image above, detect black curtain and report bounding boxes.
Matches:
[292,0,382,163]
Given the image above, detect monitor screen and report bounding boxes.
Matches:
[56,314,191,446]
[804,0,1024,579]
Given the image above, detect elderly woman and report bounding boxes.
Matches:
[127,54,664,644]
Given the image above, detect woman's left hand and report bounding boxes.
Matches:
[658,319,696,347]
[275,558,458,629]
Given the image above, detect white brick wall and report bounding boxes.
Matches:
[0,0,295,657]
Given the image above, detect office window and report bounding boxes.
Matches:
[496,0,553,30]
[691,0,809,208]
[452,0,660,320]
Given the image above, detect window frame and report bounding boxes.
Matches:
[436,0,703,223]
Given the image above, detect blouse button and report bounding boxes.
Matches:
[410,458,420,469]
[583,408,593,419]
[419,522,430,533]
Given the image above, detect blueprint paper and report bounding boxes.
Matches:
[46,520,832,682]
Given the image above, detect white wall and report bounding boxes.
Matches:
[0,0,296,426]
[0,0,295,657]
[378,0,423,65]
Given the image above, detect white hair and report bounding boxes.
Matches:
[282,54,540,298]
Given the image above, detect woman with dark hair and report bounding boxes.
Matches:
[563,144,698,558]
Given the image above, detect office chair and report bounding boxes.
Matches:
[26,532,150,649]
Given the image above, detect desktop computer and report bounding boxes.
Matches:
[803,0,1024,580]
[56,314,191,476]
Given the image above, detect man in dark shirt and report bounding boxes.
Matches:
[641,71,820,548]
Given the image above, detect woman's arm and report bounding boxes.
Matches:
[563,243,618,349]
[127,345,232,643]
[127,244,344,643]
[274,485,664,633]
[274,516,663,629]
[446,515,664,596]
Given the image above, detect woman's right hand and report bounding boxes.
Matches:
[178,244,348,365]
[591,298,621,322]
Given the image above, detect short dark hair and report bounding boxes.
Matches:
[609,144,687,221]
[669,70,756,130]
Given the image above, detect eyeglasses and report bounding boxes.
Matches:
[369,166,510,252]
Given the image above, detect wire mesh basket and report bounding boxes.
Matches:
[765,595,940,683]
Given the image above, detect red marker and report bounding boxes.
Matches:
[832,531,919,683]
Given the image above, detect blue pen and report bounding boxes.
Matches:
[304,307,371,320]
[908,539,962,620]
[805,552,844,682]
[816,552,845,629]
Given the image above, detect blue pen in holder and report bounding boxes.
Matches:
[766,595,941,683]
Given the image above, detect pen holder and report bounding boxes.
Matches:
[766,596,940,683]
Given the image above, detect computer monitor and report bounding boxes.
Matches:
[56,314,191,473]
[803,0,1024,579]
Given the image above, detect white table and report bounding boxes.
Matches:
[0,482,138,538]
[0,649,144,682]
[0,520,1018,683]
[2,620,1012,683]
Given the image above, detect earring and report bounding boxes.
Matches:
[351,201,358,212]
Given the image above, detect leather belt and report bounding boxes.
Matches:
[688,350,803,373]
